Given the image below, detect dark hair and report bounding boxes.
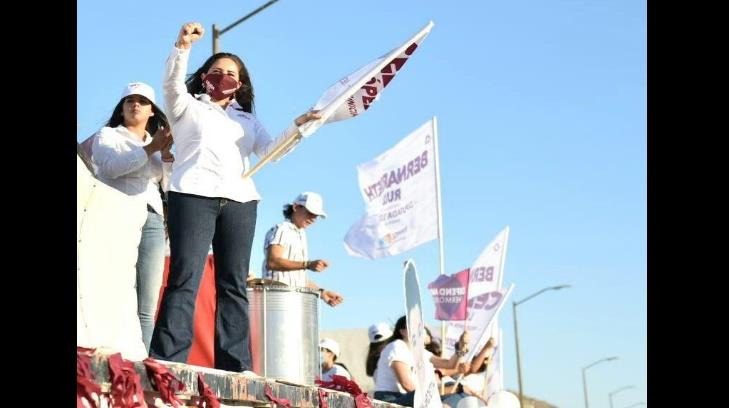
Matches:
[365,340,387,377]
[424,326,433,340]
[105,96,169,135]
[387,316,408,343]
[186,52,255,113]
[474,343,493,373]
[366,316,407,376]
[283,204,294,220]
[424,326,441,356]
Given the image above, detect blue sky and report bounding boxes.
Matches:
[78,1,646,406]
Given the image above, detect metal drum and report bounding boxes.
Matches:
[247,282,320,385]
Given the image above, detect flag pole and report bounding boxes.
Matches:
[432,116,447,394]
[242,129,302,179]
[495,227,509,393]
[243,21,435,179]
[451,284,514,392]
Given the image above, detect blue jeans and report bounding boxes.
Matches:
[136,210,166,352]
[374,391,415,406]
[150,192,257,372]
[374,390,458,407]
[441,392,468,408]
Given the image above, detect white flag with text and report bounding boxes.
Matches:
[444,227,510,354]
[344,119,439,259]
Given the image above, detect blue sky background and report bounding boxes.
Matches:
[78,1,646,406]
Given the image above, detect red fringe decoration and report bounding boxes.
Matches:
[196,373,220,408]
[107,353,146,408]
[318,388,329,408]
[77,348,101,408]
[142,358,186,408]
[264,383,292,407]
[316,375,374,408]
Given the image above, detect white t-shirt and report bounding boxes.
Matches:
[373,339,433,393]
[321,364,351,382]
[462,372,487,395]
[262,221,308,287]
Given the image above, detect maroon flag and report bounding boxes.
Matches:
[427,269,470,320]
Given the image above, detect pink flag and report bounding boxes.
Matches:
[427,269,470,320]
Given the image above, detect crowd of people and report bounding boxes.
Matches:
[79,20,496,407]
[80,22,337,374]
[366,318,496,408]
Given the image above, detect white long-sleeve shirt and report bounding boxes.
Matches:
[163,46,301,203]
[91,125,166,215]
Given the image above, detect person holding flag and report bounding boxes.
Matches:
[372,316,470,407]
[150,22,321,374]
[440,337,497,407]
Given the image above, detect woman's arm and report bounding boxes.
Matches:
[437,362,469,378]
[252,111,322,162]
[266,244,329,272]
[430,330,471,370]
[468,337,495,374]
[163,23,203,122]
[391,361,416,392]
[92,128,148,179]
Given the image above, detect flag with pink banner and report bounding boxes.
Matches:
[427,269,470,320]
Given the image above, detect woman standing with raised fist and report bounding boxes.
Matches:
[150,22,320,374]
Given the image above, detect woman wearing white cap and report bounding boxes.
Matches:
[151,23,321,374]
[90,82,173,352]
[319,338,351,382]
[262,192,344,307]
[366,322,394,378]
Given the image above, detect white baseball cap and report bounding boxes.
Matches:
[293,192,327,219]
[368,322,393,343]
[319,338,340,359]
[120,82,157,105]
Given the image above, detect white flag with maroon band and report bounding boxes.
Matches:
[298,21,434,137]
[344,119,439,259]
[444,227,510,355]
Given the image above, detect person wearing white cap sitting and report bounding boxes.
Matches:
[319,338,351,382]
[89,82,174,352]
[261,192,344,307]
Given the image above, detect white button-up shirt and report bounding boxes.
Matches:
[163,46,301,203]
[91,125,166,215]
[262,221,308,287]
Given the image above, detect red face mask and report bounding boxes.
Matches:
[202,73,239,101]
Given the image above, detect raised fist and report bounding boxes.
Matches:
[176,22,204,49]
